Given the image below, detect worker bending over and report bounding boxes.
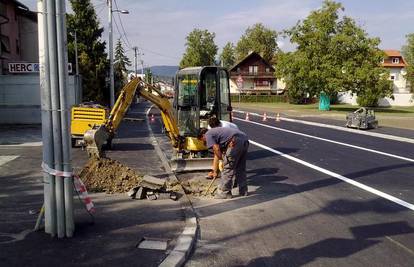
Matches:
[207,117,238,179]
[199,126,249,199]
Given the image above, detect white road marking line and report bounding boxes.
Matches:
[385,236,414,256]
[235,118,414,163]
[234,109,414,144]
[0,156,19,167]
[0,142,42,147]
[250,140,414,211]
[0,229,32,244]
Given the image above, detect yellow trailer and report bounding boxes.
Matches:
[70,105,108,147]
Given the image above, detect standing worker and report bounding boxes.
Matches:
[199,126,249,199]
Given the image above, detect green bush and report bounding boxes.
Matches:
[329,92,339,104]
[356,95,379,107]
[231,95,287,103]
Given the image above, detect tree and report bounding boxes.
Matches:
[114,39,131,94]
[276,0,392,106]
[67,0,108,103]
[220,42,236,69]
[402,33,414,92]
[235,23,278,63]
[179,29,218,69]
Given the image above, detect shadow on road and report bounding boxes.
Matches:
[239,221,413,267]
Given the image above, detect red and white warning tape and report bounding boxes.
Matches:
[73,174,95,213]
[41,162,95,213]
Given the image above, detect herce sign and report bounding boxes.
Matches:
[8,62,72,73]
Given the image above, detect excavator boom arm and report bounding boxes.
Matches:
[105,78,140,133]
[84,78,184,158]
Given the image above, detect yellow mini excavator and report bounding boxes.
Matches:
[74,66,234,172]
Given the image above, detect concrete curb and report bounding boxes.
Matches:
[234,109,414,144]
[145,106,198,267]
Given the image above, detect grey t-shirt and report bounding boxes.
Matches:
[205,127,247,149]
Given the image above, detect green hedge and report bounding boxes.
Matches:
[231,95,288,103]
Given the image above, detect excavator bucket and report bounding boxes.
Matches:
[170,157,214,172]
[83,125,110,158]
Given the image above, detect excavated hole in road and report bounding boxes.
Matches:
[78,157,218,197]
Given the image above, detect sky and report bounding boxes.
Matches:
[21,0,414,68]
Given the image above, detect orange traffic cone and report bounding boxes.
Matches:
[245,112,250,121]
[276,113,280,122]
[262,112,267,121]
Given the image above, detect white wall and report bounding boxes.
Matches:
[0,75,77,123]
[389,68,409,93]
[338,91,414,107]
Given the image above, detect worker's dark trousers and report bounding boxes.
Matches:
[220,135,249,193]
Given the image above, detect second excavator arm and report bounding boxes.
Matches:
[135,79,182,149]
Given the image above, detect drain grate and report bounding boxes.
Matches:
[136,237,169,250]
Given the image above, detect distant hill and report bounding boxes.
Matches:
[138,65,179,77]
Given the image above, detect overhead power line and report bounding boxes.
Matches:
[113,14,131,49]
[139,47,181,60]
[113,0,132,48]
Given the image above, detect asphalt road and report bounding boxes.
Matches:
[185,112,414,267]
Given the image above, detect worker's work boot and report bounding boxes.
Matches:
[214,190,232,199]
[239,186,248,196]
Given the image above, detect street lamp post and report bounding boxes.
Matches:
[108,0,128,107]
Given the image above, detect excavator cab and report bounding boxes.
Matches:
[174,66,232,137]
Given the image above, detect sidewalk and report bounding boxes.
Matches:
[0,102,189,267]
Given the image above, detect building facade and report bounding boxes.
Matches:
[0,0,38,75]
[382,50,409,93]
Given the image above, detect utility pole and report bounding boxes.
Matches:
[38,0,74,238]
[108,0,114,107]
[74,31,81,103]
[133,46,138,76]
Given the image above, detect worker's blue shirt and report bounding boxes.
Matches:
[205,127,247,149]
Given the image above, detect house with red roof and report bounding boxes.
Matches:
[228,52,285,95]
[378,50,411,106]
[381,50,409,92]
[340,50,412,106]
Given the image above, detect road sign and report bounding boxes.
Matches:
[236,75,243,90]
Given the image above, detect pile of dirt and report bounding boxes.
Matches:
[78,158,143,193]
[78,157,219,197]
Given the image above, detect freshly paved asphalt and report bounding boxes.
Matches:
[2,102,413,266]
[184,111,414,266]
